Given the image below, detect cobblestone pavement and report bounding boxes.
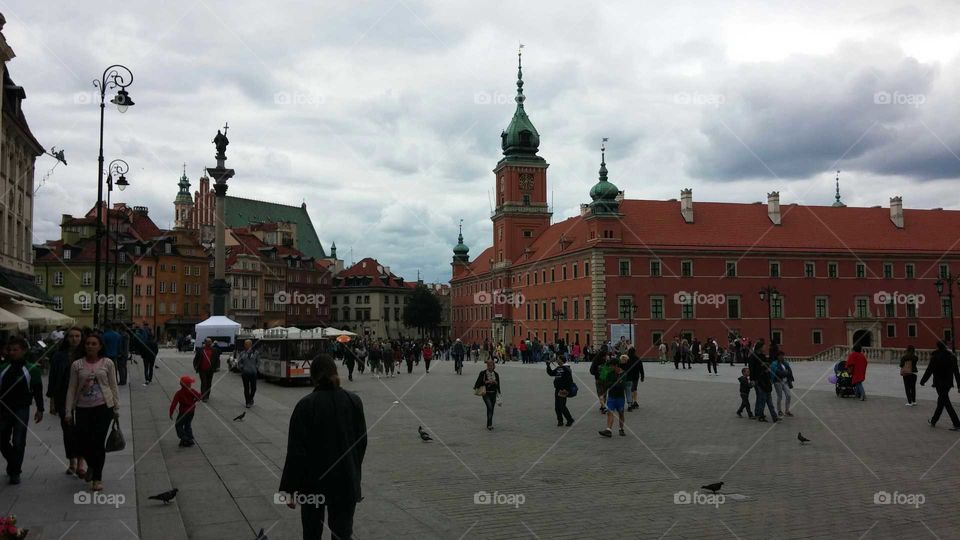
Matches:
[121,352,960,538]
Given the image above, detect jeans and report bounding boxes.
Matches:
[554,393,573,424]
[903,374,917,404]
[932,385,960,427]
[737,393,752,416]
[59,413,81,459]
[199,370,214,401]
[754,387,777,418]
[75,404,113,481]
[774,381,791,414]
[301,501,357,540]
[623,381,634,405]
[175,411,195,443]
[116,356,128,385]
[0,407,29,476]
[143,356,155,383]
[482,392,497,427]
[854,382,865,399]
[707,358,718,374]
[241,373,257,404]
[424,359,431,373]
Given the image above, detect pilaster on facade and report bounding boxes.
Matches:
[590,249,607,343]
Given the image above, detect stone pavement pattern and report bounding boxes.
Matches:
[8,350,960,539]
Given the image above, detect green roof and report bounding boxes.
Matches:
[224,196,326,258]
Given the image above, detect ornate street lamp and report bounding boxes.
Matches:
[934,273,957,353]
[759,286,780,346]
[92,65,134,327]
[552,308,566,345]
[106,159,130,321]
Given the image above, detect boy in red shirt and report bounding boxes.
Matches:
[169,375,202,447]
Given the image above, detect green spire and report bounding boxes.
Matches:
[832,170,845,207]
[589,139,620,215]
[175,163,193,205]
[453,219,469,263]
[500,46,541,159]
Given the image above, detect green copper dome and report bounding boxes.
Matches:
[453,223,469,263]
[501,52,540,158]
[174,167,193,205]
[589,146,620,215]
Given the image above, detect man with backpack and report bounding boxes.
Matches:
[546,355,574,427]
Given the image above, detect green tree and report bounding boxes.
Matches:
[403,285,442,337]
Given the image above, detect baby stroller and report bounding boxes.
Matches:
[834,360,856,398]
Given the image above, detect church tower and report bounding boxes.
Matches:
[173,164,194,229]
[491,48,551,268]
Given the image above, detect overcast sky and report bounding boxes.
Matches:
[8,0,960,282]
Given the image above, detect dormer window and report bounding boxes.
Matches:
[63,249,71,260]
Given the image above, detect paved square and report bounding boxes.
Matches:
[7,350,960,539]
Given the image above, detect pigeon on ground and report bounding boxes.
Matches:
[798,432,810,445]
[701,482,723,494]
[254,528,268,540]
[418,426,432,442]
[148,488,179,504]
[233,412,245,422]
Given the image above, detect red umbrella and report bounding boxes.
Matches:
[336,335,351,343]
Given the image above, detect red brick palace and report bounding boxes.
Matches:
[449,53,960,357]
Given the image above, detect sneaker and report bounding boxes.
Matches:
[772,417,779,423]
[950,426,960,432]
[557,421,564,427]
[757,417,768,423]
[245,403,252,409]
[565,420,574,427]
[598,429,612,438]
[619,428,626,436]
[786,412,794,417]
[178,440,187,447]
[906,402,912,406]
[487,425,493,431]
[929,419,936,427]
[8,475,19,485]
[142,382,149,386]
[736,411,742,418]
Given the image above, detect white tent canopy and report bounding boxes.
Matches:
[0,306,28,331]
[194,316,241,349]
[322,327,357,337]
[2,299,74,328]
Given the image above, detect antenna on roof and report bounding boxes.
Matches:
[551,190,554,224]
[832,170,846,207]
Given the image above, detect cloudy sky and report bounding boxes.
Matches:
[8,0,960,282]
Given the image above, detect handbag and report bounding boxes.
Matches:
[474,386,486,397]
[900,363,913,376]
[568,382,579,398]
[105,417,125,453]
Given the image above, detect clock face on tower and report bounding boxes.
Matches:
[519,173,534,191]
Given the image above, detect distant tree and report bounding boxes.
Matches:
[403,285,442,337]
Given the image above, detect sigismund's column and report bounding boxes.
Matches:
[206,125,235,316]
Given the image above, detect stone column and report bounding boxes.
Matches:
[591,249,607,343]
[206,128,234,316]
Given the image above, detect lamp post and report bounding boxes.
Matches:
[106,160,130,321]
[92,65,134,328]
[759,286,779,346]
[619,300,639,346]
[935,273,958,354]
[552,308,566,345]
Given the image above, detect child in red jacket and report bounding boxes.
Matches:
[169,375,202,447]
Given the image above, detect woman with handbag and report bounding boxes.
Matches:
[546,356,574,427]
[46,327,86,477]
[473,360,501,430]
[64,333,120,492]
[900,345,919,406]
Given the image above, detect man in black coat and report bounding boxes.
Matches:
[920,341,960,430]
[280,354,367,539]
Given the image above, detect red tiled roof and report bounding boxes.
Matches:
[337,257,409,288]
[462,199,960,275]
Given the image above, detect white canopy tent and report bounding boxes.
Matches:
[2,299,74,328]
[194,316,241,350]
[0,306,28,331]
[322,327,357,338]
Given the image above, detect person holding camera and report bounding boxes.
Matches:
[546,355,574,427]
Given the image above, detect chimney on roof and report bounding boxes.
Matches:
[680,189,693,223]
[615,190,624,203]
[580,203,589,217]
[133,205,148,216]
[767,191,781,225]
[890,196,903,228]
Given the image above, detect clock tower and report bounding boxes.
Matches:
[491,49,551,268]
